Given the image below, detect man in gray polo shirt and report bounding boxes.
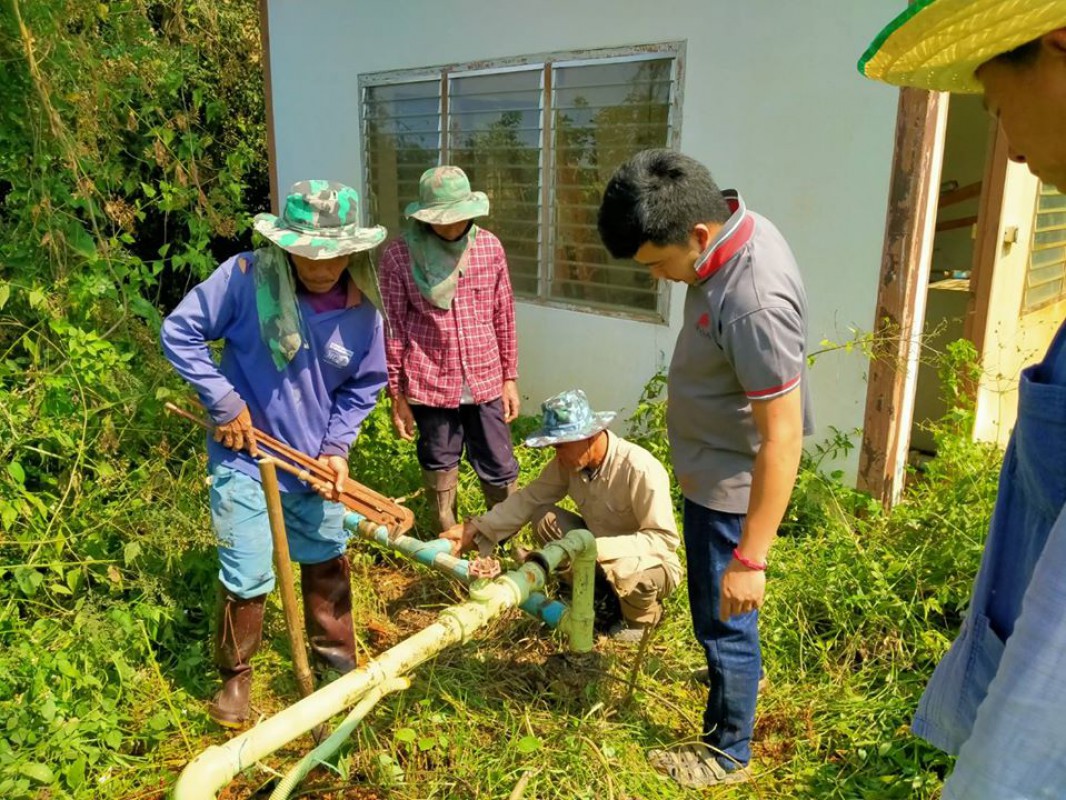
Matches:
[598,149,812,787]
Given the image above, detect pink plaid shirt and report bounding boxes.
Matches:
[379,230,518,408]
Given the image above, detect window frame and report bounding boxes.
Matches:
[1022,182,1066,314]
[358,41,686,325]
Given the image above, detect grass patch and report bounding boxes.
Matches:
[88,379,996,799]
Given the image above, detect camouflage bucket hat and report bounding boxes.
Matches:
[405,166,490,225]
[524,389,617,449]
[254,180,387,259]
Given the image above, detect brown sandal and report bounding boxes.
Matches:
[648,744,752,788]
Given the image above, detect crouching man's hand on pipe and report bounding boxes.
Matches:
[440,521,479,557]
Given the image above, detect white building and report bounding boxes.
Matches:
[261,1,1066,502]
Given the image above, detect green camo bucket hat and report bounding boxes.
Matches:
[525,389,617,449]
[254,180,387,259]
[405,166,490,225]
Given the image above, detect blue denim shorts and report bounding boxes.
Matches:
[209,465,349,598]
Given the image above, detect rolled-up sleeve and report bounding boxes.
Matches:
[472,458,568,545]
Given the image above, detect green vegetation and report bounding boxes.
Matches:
[0,3,1001,798]
[0,2,267,796]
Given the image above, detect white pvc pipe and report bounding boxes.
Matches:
[171,527,598,800]
[173,562,540,799]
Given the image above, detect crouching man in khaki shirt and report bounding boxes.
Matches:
[441,388,682,641]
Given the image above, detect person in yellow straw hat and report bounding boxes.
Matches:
[861,3,1066,796]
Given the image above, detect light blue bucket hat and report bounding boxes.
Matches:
[524,389,616,448]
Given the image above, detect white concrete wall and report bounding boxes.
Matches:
[266,0,899,468]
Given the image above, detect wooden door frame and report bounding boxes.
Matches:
[963,119,1010,355]
[856,88,949,506]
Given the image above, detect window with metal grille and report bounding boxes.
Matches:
[1025,183,1066,312]
[360,43,683,321]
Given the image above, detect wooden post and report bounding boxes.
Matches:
[857,88,948,507]
[258,458,316,702]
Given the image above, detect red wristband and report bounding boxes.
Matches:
[732,548,767,571]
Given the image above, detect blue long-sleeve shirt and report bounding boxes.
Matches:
[161,251,387,492]
[912,320,1066,797]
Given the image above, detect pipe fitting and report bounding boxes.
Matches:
[530,528,596,573]
[538,529,597,653]
[439,569,528,642]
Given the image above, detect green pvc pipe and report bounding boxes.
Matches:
[527,527,595,575]
[269,677,409,800]
[528,528,596,653]
[349,516,469,578]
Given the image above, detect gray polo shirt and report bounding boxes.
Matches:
[667,191,813,514]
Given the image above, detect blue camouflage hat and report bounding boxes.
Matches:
[524,389,616,448]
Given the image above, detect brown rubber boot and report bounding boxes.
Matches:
[479,479,518,510]
[301,555,357,676]
[423,468,460,534]
[208,588,266,728]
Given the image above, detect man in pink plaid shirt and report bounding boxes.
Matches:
[379,166,521,532]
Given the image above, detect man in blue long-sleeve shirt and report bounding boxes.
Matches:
[161,180,388,727]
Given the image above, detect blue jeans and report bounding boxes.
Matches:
[209,465,350,598]
[683,499,761,769]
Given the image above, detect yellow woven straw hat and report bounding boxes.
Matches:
[859,0,1066,93]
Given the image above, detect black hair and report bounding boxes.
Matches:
[597,149,731,259]
[992,37,1042,68]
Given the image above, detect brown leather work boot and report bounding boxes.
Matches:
[301,555,357,677]
[208,587,266,728]
[479,479,517,510]
[423,468,460,534]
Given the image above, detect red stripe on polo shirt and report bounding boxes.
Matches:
[746,374,801,400]
[695,212,756,281]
